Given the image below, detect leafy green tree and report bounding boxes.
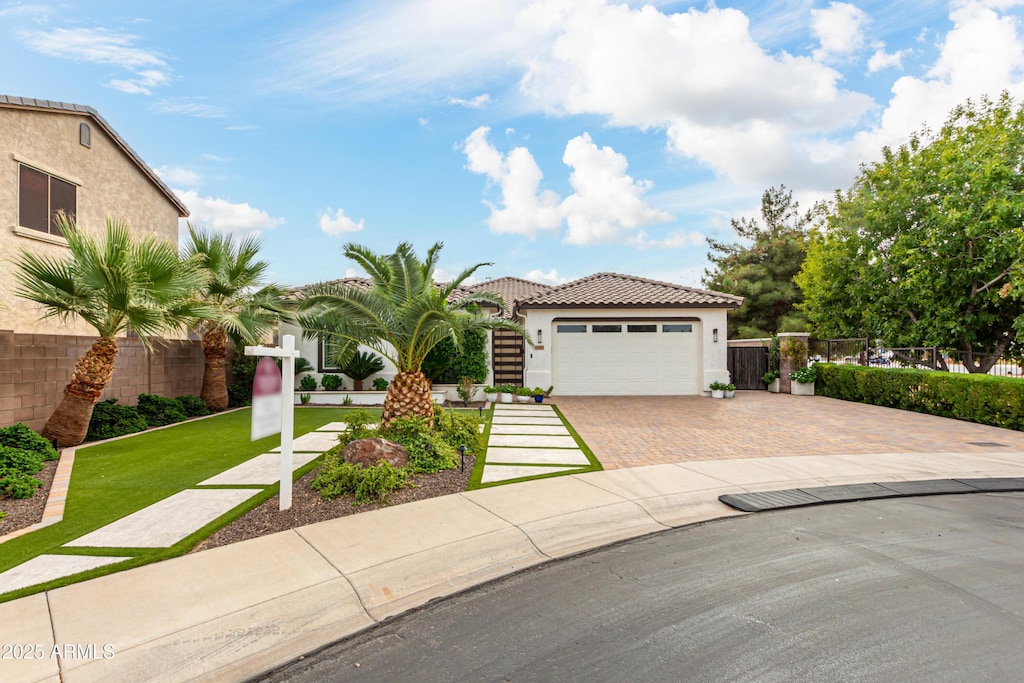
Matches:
[181,225,290,411]
[298,242,528,425]
[14,216,207,446]
[703,185,810,338]
[797,93,1024,373]
[341,351,386,391]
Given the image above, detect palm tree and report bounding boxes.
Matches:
[299,242,529,425]
[181,225,290,411]
[341,351,385,391]
[14,216,208,447]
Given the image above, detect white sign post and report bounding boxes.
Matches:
[245,334,299,510]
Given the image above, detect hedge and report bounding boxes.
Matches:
[814,363,1024,431]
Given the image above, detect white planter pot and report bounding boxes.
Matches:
[711,389,725,399]
[500,392,513,403]
[484,392,498,403]
[725,390,736,398]
[791,380,815,396]
[516,394,530,403]
[767,379,780,393]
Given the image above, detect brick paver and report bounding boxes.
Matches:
[555,393,1024,470]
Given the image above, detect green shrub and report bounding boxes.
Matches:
[299,375,318,391]
[790,366,817,384]
[321,373,343,391]
[86,399,148,441]
[227,355,259,407]
[0,422,58,460]
[422,328,488,384]
[175,394,210,418]
[137,393,188,427]
[0,444,46,499]
[0,444,44,476]
[433,405,484,453]
[815,363,1024,430]
[311,453,410,504]
[380,416,458,473]
[372,377,389,391]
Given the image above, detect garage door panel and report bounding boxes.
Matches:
[553,322,700,396]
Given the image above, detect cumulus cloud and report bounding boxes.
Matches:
[811,2,868,61]
[867,43,908,73]
[318,208,365,236]
[462,126,563,238]
[174,190,284,235]
[156,165,201,187]
[21,27,171,95]
[523,268,568,285]
[560,133,672,246]
[629,230,705,251]
[448,93,492,109]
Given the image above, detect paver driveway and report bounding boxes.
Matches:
[555,392,1024,469]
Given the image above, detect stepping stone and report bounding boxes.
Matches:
[488,434,578,448]
[198,451,325,486]
[271,431,341,453]
[486,447,590,466]
[0,555,131,595]
[492,415,565,425]
[316,422,378,432]
[481,465,586,484]
[489,424,570,436]
[493,405,554,413]
[66,489,261,548]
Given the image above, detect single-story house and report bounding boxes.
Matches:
[284,272,742,397]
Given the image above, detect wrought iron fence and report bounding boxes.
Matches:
[810,338,1024,378]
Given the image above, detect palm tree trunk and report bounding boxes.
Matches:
[381,371,433,426]
[201,326,230,411]
[354,378,364,391]
[43,337,118,447]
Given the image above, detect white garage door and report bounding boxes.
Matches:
[552,321,700,396]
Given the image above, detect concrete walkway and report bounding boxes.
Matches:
[482,403,593,483]
[4,449,1024,683]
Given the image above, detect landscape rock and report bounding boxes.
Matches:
[343,438,409,469]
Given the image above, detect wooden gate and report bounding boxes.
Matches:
[727,346,768,390]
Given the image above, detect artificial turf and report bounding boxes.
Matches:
[0,407,368,602]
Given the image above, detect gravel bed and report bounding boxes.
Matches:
[0,459,59,534]
[191,455,477,553]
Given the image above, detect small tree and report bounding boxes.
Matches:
[341,351,386,391]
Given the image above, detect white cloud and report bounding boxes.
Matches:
[523,268,568,285]
[811,2,868,61]
[867,43,907,73]
[629,230,705,251]
[201,154,231,162]
[462,126,563,238]
[560,133,672,246]
[418,117,430,128]
[344,267,361,278]
[174,190,284,235]
[152,97,227,118]
[448,93,492,109]
[318,208,365,236]
[156,165,202,187]
[21,27,171,95]
[0,4,50,20]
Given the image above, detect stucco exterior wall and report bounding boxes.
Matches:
[521,307,732,395]
[0,107,181,336]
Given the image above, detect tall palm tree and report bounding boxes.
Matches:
[14,216,208,447]
[181,225,290,411]
[299,242,529,425]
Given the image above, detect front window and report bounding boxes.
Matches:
[19,164,76,236]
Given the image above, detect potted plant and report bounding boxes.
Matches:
[762,370,780,393]
[499,383,516,404]
[789,365,817,396]
[725,383,736,398]
[483,385,498,403]
[709,381,728,398]
[515,386,532,403]
[532,387,545,403]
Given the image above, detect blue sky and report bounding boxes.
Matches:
[3,0,1023,289]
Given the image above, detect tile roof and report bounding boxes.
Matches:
[517,272,743,309]
[0,95,189,217]
[468,277,553,318]
[290,277,477,303]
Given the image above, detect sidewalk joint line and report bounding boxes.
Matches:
[458,494,553,561]
[290,530,377,625]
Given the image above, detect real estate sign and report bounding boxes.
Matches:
[251,357,282,440]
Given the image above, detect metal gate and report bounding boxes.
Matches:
[727,346,768,390]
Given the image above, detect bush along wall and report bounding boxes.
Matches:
[814,363,1024,431]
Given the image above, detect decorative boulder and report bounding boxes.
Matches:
[343,438,409,469]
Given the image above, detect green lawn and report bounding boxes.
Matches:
[0,407,366,602]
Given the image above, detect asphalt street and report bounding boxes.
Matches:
[260,493,1024,683]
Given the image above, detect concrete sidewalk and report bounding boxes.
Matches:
[4,450,1024,683]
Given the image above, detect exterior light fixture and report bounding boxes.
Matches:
[538,329,543,344]
[458,444,467,472]
[713,328,719,342]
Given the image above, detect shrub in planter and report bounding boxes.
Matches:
[380,416,459,473]
[86,399,148,441]
[789,366,818,384]
[299,375,318,392]
[342,351,386,391]
[0,444,44,499]
[456,376,476,405]
[709,381,729,398]
[515,387,532,402]
[321,373,343,391]
[372,377,389,391]
[483,385,498,401]
[0,423,59,460]
[137,393,188,427]
[311,453,410,504]
[176,395,211,418]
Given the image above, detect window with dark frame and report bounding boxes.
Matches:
[627,324,657,333]
[18,164,76,236]
[662,324,693,333]
[592,324,622,333]
[319,339,344,372]
[556,324,587,333]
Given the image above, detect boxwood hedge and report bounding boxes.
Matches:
[814,363,1024,431]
